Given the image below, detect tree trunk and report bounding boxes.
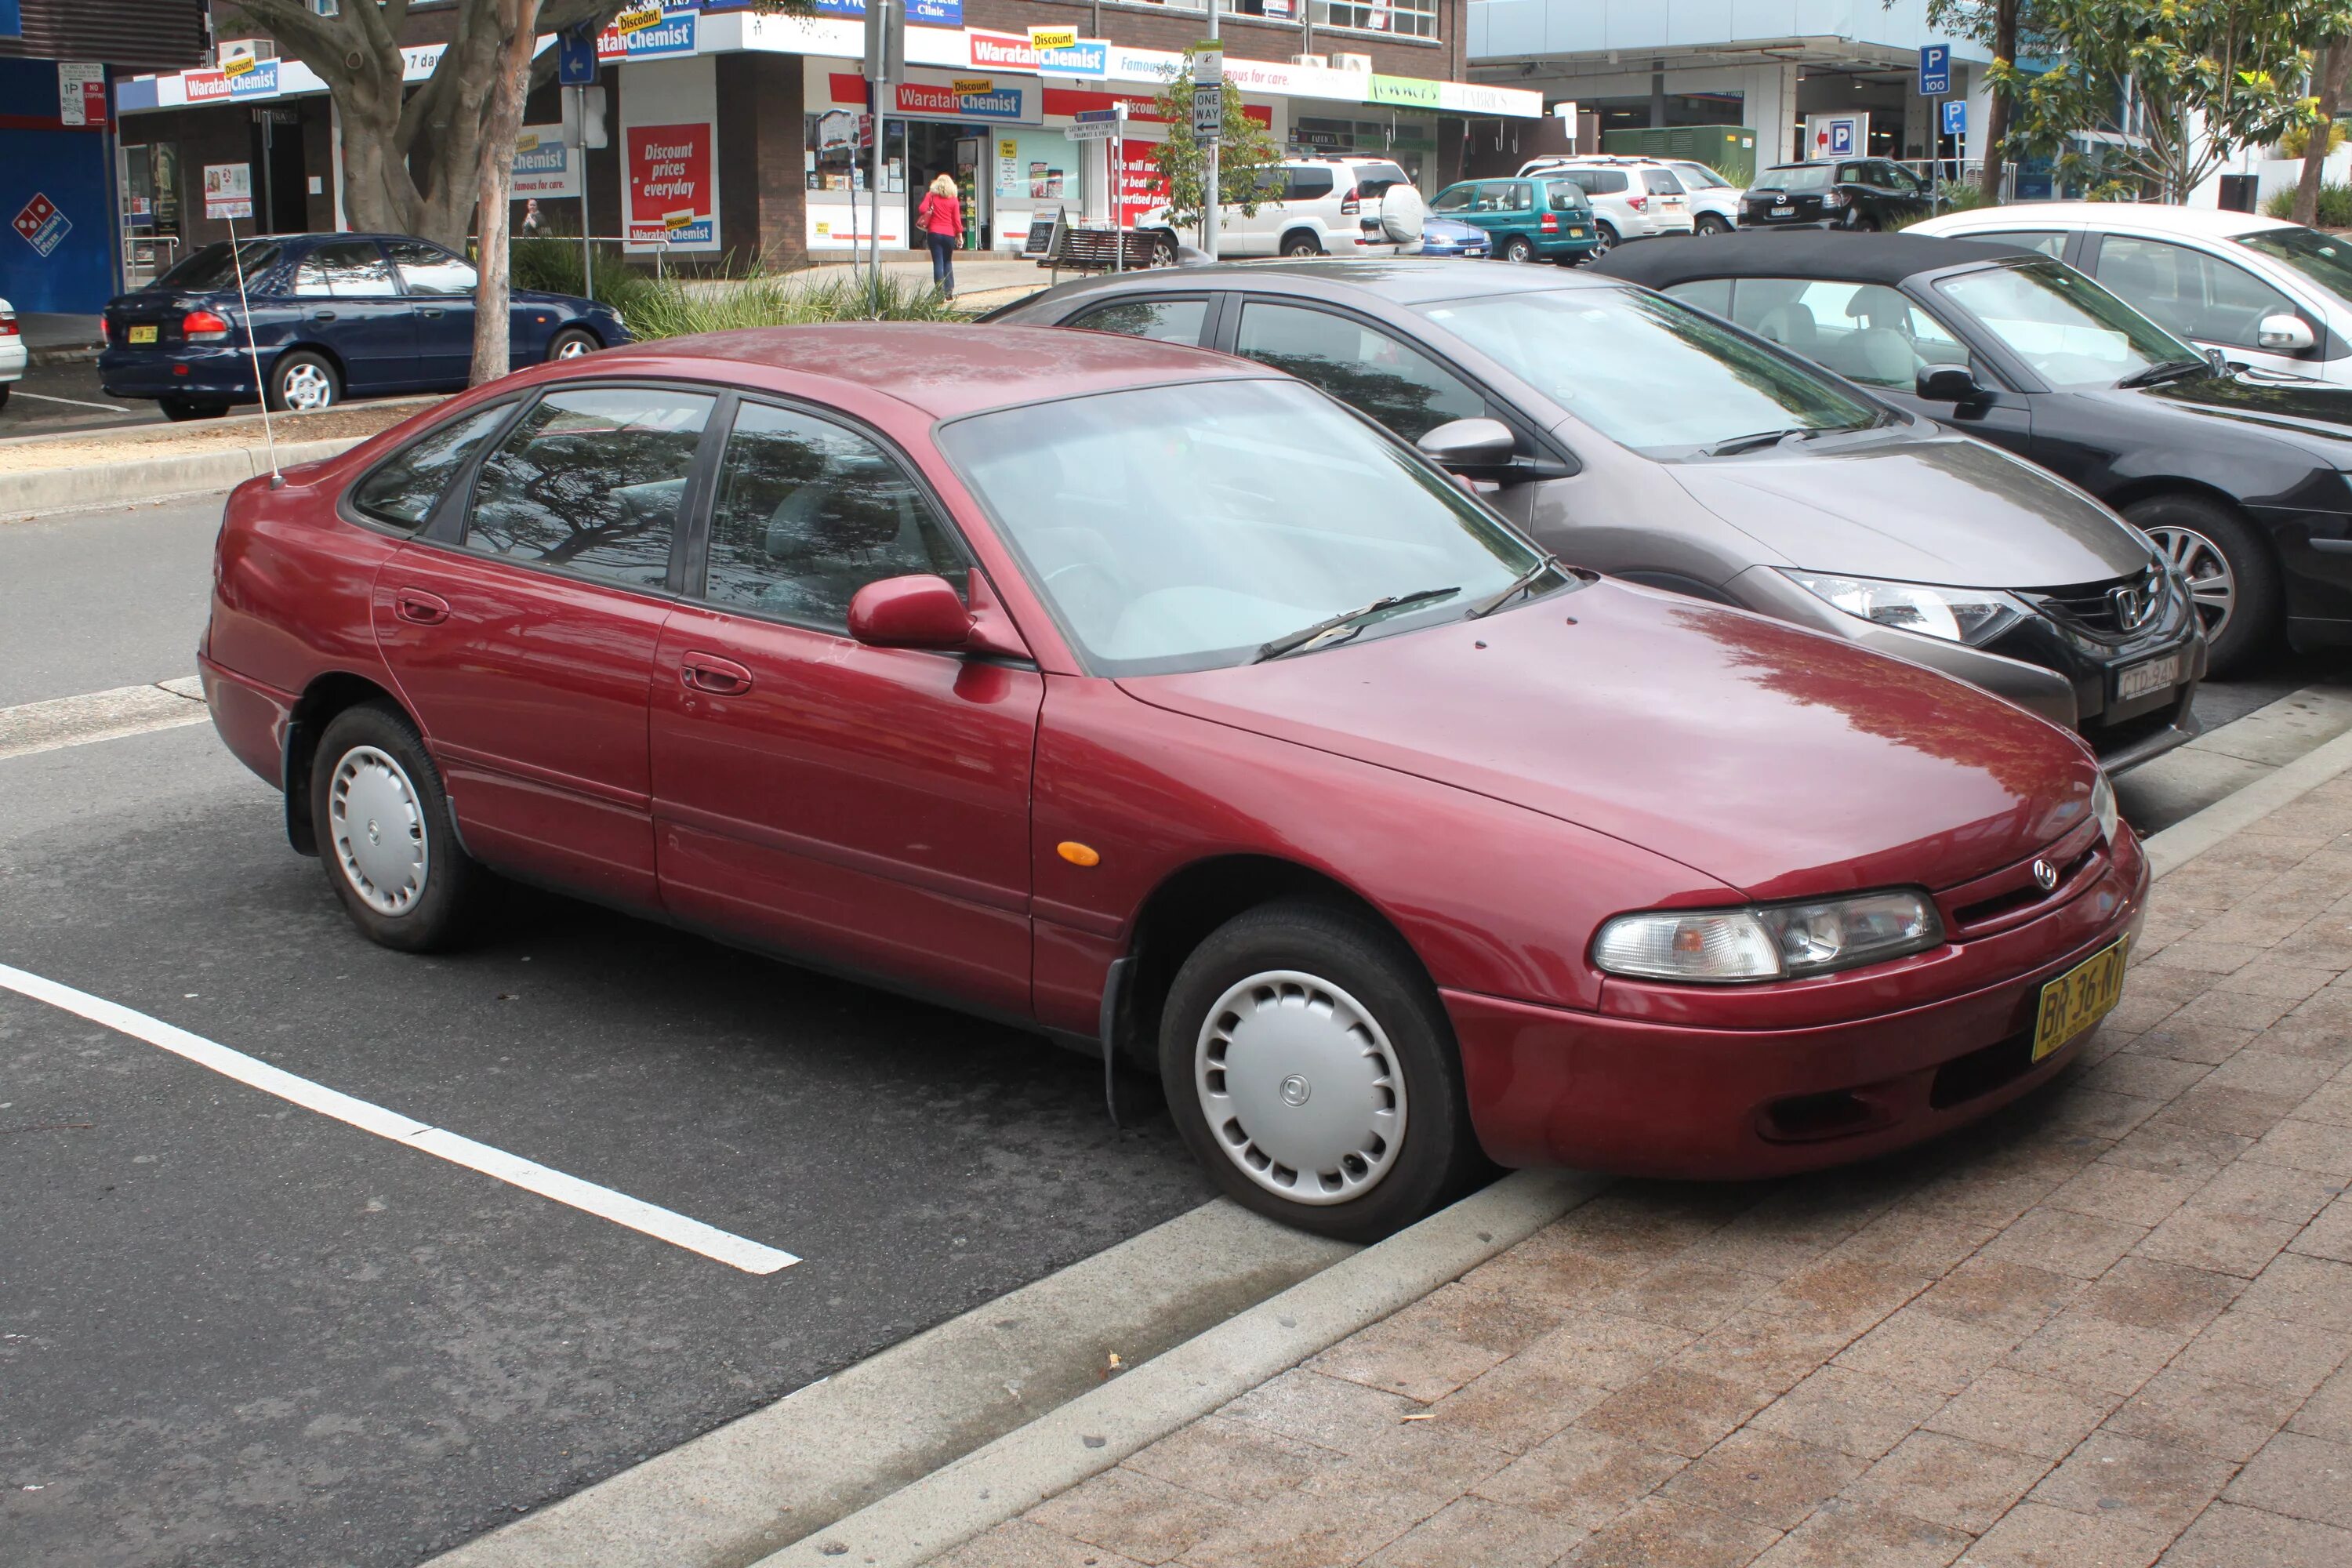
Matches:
[470,0,539,387]
[2296,38,2352,227]
[1980,0,2019,204]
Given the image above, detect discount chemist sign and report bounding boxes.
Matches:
[626,123,715,247]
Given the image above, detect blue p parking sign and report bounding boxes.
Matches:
[1943,99,1967,138]
[1918,45,1951,97]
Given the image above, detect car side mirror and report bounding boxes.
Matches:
[1417,416,1519,476]
[1915,365,1984,403]
[2256,313,2317,353]
[848,574,973,651]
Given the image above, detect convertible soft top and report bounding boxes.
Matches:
[1589,230,2034,291]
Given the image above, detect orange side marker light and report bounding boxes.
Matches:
[1057,841,1102,867]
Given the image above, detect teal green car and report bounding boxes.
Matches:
[1427,175,1602,264]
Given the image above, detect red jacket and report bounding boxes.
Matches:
[918,190,962,238]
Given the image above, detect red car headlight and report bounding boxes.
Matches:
[1594,889,1944,983]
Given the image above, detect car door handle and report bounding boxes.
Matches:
[680,653,753,695]
[418,307,445,318]
[310,310,337,321]
[393,589,450,626]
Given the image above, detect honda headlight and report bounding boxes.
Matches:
[1594,889,1944,983]
[1781,570,2023,646]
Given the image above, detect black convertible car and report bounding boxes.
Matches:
[1595,231,2352,672]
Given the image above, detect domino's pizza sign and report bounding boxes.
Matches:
[13,192,71,257]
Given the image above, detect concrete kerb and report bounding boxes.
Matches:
[2140,720,2352,879]
[753,1170,1610,1568]
[0,435,369,519]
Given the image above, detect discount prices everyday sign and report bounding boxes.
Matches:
[626,122,715,249]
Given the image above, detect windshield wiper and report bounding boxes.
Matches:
[1467,556,1563,619]
[1252,587,1461,662]
[1704,427,1809,456]
[2116,358,2208,389]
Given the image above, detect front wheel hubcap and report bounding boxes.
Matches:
[2146,523,2237,644]
[281,363,332,409]
[329,746,430,916]
[556,336,590,358]
[1196,970,1406,1206]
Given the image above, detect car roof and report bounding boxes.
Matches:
[571,322,1267,419]
[1588,230,2034,290]
[1921,201,2291,239]
[1028,256,1619,310]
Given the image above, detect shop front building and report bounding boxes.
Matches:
[112,1,1537,273]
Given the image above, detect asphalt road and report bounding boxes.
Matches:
[0,495,1214,1566]
[1,357,162,440]
[2,494,2344,1568]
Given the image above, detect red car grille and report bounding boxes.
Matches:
[1938,816,2106,940]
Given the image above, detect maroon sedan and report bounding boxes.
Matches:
[199,324,2146,1240]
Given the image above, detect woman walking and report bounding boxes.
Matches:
[917,172,962,300]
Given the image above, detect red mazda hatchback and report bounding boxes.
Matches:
[200,324,2146,1240]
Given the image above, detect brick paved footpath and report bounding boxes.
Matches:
[935,771,2352,1568]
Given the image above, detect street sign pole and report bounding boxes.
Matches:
[1114,101,1127,271]
[558,31,599,299]
[863,0,903,307]
[1200,22,1220,263]
[1918,44,1951,212]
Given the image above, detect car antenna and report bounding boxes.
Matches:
[224,215,282,487]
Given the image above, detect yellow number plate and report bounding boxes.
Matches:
[2032,940,2128,1062]
[1568,227,1587,238]
[129,324,158,344]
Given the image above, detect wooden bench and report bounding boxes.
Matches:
[1039,227,1161,273]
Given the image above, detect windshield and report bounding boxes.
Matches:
[936,379,1547,676]
[1414,286,1882,457]
[156,241,281,293]
[2235,225,2352,302]
[1934,259,2202,390]
[1762,166,1832,191]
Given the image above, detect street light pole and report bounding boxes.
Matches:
[1202,7,1219,262]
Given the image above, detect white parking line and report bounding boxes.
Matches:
[0,962,798,1275]
[0,678,209,761]
[14,389,128,412]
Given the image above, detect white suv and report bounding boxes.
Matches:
[1661,160,1744,235]
[1138,157,1425,260]
[1515,156,1694,252]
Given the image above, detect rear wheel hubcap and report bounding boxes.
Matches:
[281,363,332,410]
[1196,970,1406,1206]
[329,746,429,916]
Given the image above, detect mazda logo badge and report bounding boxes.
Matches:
[2109,583,2155,633]
[2032,858,2059,891]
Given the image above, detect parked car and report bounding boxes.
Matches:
[98,233,629,421]
[1134,155,1424,262]
[1516,156,1693,253]
[1426,173,1600,263]
[0,296,23,411]
[201,323,2147,1238]
[1911,202,2352,383]
[998,262,2205,771]
[1741,161,1933,231]
[1592,230,2352,673]
[1416,213,1491,260]
[1663,159,1745,235]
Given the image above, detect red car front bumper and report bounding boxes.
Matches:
[1447,832,2150,1180]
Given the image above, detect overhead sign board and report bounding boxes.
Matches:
[1918,44,1951,97]
[599,2,699,61]
[1066,108,1122,141]
[1028,26,1078,53]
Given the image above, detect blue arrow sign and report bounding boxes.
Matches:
[1919,44,1951,97]
[1943,99,1967,137]
[558,27,599,85]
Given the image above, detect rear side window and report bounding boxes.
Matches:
[1351,162,1410,198]
[464,387,715,590]
[1541,181,1588,211]
[384,240,477,296]
[1666,278,1734,318]
[1573,169,1628,195]
[351,405,514,532]
[1067,297,1210,345]
[1430,184,1474,212]
[294,241,397,299]
[1283,167,1335,201]
[158,241,281,293]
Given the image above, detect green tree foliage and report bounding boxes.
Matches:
[1149,45,1288,238]
[1992,0,2352,201]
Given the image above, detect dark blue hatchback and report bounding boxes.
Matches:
[99,233,630,421]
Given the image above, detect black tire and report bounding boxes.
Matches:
[1149,230,1180,267]
[2126,493,2281,677]
[1590,221,1619,258]
[1158,899,1485,1242]
[309,702,483,953]
[1280,230,1323,259]
[0,383,10,412]
[267,349,340,413]
[160,398,227,422]
[546,326,601,363]
[1697,212,1733,235]
[1849,212,1880,232]
[1500,234,1535,263]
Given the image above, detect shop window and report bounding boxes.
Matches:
[1312,0,1439,38]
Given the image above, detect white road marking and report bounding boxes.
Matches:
[0,963,799,1275]
[0,678,208,761]
[13,389,129,412]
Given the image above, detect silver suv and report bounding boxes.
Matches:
[1516,156,1694,252]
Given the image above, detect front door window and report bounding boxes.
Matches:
[1231,300,1486,442]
